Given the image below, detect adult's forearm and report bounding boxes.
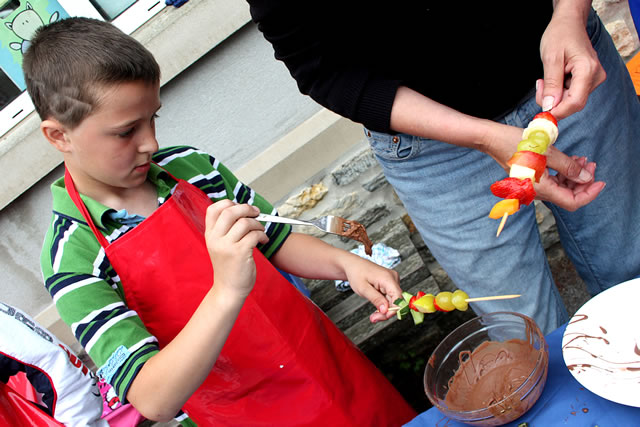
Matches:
[552,0,592,22]
[389,86,515,154]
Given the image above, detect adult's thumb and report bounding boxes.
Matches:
[540,65,566,112]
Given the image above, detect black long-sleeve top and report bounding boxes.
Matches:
[247,1,554,133]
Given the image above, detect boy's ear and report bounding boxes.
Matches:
[41,119,71,153]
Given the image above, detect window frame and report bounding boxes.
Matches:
[0,0,166,137]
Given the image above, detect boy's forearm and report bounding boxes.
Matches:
[270,233,351,281]
[126,286,245,421]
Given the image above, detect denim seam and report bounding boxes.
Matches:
[547,203,603,293]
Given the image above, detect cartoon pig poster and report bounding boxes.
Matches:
[1,0,69,91]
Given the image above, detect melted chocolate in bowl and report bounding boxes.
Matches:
[424,312,548,426]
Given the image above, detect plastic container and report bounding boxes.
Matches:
[424,312,548,426]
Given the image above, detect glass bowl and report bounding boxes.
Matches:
[424,312,548,426]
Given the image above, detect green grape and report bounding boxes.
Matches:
[527,130,550,146]
[451,290,469,311]
[435,292,455,312]
[517,138,546,154]
[518,130,551,154]
[528,131,551,152]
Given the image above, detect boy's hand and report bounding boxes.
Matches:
[342,254,404,323]
[204,201,269,300]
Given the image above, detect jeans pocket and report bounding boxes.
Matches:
[364,128,419,162]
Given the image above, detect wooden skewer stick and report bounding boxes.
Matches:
[464,294,521,302]
[496,212,509,237]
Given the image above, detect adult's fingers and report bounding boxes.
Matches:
[536,161,605,211]
[548,60,606,119]
[540,179,605,211]
[545,145,593,184]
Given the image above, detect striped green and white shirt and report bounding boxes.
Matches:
[40,146,291,413]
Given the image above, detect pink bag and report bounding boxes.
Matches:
[98,380,145,426]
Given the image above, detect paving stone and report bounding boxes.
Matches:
[362,172,389,192]
[331,149,378,186]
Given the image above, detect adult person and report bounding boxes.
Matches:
[246,0,640,333]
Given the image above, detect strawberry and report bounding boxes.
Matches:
[409,291,426,311]
[490,177,536,206]
[533,111,558,127]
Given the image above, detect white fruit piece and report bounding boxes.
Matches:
[509,164,536,181]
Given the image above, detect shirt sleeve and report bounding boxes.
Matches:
[156,146,292,259]
[247,0,400,133]
[41,217,159,403]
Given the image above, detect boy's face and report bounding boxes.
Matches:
[58,80,162,200]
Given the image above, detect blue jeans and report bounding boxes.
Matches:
[365,11,640,334]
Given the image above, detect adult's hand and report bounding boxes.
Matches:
[537,0,606,119]
[389,87,602,210]
[534,155,605,211]
[483,122,602,211]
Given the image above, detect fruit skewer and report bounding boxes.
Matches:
[489,112,559,236]
[387,290,520,325]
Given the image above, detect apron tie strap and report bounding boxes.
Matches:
[64,168,110,249]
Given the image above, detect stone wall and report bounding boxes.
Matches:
[594,0,639,59]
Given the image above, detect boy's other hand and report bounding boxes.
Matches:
[204,201,269,300]
[342,254,403,323]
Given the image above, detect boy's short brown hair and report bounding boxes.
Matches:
[23,17,161,129]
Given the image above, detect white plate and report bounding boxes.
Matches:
[562,278,640,407]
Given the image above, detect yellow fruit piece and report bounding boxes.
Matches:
[451,290,469,311]
[489,199,519,219]
[413,294,436,313]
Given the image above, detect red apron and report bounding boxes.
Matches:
[65,168,416,426]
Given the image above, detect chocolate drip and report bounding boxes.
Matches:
[568,313,588,325]
[340,219,373,256]
[564,320,640,378]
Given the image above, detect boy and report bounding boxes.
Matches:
[26,18,416,425]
